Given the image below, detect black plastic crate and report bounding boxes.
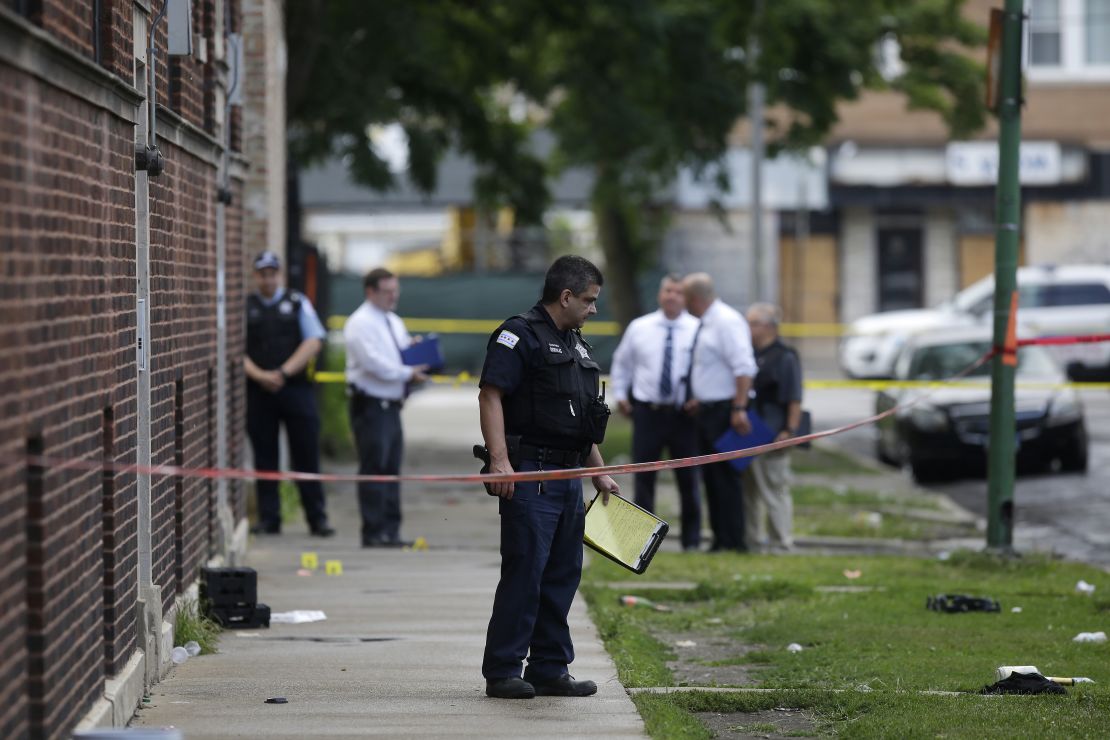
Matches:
[200,566,257,608]
[210,603,270,629]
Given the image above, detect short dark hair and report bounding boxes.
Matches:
[541,255,604,303]
[364,267,395,291]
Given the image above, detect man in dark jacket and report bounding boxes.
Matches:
[743,302,803,552]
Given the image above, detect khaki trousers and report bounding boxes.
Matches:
[742,449,794,550]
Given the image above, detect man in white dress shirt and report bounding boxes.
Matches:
[682,273,757,552]
[344,267,429,547]
[610,274,702,550]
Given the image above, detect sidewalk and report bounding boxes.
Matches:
[133,388,646,738]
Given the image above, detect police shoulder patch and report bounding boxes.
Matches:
[496,330,519,349]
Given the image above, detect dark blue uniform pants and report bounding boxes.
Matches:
[349,396,404,543]
[695,401,746,550]
[482,460,584,683]
[246,382,328,530]
[631,402,702,549]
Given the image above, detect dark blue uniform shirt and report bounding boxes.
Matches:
[479,303,572,394]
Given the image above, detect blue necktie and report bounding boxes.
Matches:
[683,321,703,403]
[659,324,674,401]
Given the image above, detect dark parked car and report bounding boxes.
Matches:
[875,327,1088,482]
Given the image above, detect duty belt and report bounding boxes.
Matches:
[517,443,585,468]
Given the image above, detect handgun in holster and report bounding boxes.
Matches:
[473,435,521,496]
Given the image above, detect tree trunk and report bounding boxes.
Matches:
[593,186,643,328]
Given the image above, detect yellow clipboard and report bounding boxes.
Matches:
[583,492,669,574]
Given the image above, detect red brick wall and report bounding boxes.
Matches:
[0,61,136,738]
[37,0,96,59]
[1,2,248,737]
[97,0,134,81]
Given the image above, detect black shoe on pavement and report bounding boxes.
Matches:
[361,537,412,548]
[310,524,336,537]
[531,674,597,697]
[485,677,535,699]
[250,523,281,535]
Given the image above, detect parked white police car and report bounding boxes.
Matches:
[840,264,1110,380]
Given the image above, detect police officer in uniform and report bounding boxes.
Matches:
[478,255,620,700]
[244,251,334,537]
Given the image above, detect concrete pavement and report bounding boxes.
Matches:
[133,387,646,738]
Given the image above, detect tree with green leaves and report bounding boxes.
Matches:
[286,0,985,326]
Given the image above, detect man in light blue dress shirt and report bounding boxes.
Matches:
[610,274,702,550]
[682,273,757,552]
[344,267,429,547]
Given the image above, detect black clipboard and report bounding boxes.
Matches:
[583,492,669,574]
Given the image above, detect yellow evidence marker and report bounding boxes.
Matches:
[325,560,343,576]
[301,552,319,570]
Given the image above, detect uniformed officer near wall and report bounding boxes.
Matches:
[610,274,702,551]
[244,251,334,537]
[743,303,803,552]
[478,255,620,700]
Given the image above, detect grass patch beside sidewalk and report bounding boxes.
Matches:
[583,550,1110,737]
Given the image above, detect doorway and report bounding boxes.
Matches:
[877,227,924,311]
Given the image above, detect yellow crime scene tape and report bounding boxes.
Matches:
[318,316,1108,391]
[325,315,847,338]
[313,371,1110,392]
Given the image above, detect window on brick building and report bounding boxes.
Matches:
[1026,0,1110,79]
[1029,0,1062,65]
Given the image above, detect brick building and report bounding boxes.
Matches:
[0,1,282,737]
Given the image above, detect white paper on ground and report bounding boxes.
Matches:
[270,610,327,624]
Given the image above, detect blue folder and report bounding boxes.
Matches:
[400,334,445,371]
[713,409,776,472]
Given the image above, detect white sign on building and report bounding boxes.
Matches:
[945,141,1062,186]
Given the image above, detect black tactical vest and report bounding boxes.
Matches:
[502,307,609,450]
[246,291,307,383]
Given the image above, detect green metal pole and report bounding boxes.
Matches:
[986,0,1024,550]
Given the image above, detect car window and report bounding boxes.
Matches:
[1044,283,1110,307]
[908,342,1059,380]
[909,342,990,379]
[1013,346,1059,378]
[1018,284,1048,309]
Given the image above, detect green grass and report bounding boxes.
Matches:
[318,344,356,460]
[583,550,1110,737]
[791,485,942,512]
[792,445,878,476]
[599,411,632,463]
[174,599,221,655]
[278,480,302,525]
[790,484,974,540]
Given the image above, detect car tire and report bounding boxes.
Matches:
[1060,443,1089,473]
[910,459,936,483]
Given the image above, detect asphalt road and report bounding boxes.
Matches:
[807,386,1110,566]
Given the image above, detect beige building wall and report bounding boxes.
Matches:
[923,209,959,307]
[665,210,778,309]
[839,208,877,321]
[242,0,287,258]
[1025,201,1110,265]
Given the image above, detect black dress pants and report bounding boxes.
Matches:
[246,382,328,531]
[349,395,404,543]
[631,402,701,549]
[694,401,745,551]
